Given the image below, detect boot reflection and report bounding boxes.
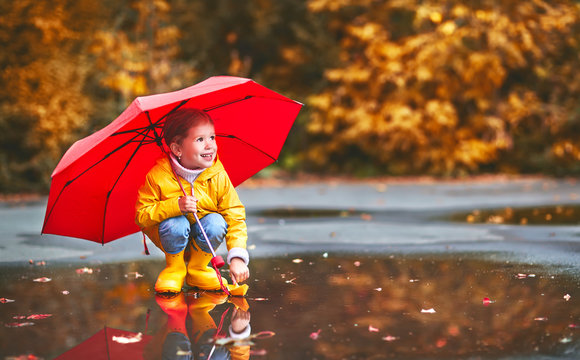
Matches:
[147,293,192,360]
[188,292,251,360]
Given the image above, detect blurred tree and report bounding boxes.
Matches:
[2,0,579,193]
[90,0,195,113]
[0,0,100,191]
[306,0,580,176]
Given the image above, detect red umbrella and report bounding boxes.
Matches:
[42,76,302,244]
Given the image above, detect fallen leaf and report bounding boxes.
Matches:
[1,298,15,303]
[176,349,193,356]
[5,322,35,328]
[368,325,379,332]
[360,213,373,221]
[310,329,321,340]
[482,297,495,306]
[436,338,447,348]
[6,354,42,360]
[382,335,399,342]
[447,325,460,336]
[27,314,52,320]
[421,308,436,314]
[112,332,143,344]
[33,277,51,283]
[250,349,267,356]
[124,272,144,279]
[253,331,275,339]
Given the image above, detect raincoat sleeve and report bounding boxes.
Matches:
[215,172,248,262]
[135,170,182,229]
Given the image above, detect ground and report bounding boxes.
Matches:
[1,176,579,270]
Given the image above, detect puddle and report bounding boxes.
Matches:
[446,205,580,225]
[254,208,361,218]
[0,255,579,359]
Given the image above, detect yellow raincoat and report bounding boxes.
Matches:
[135,156,247,253]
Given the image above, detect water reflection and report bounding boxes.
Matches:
[141,292,251,360]
[0,255,578,359]
[55,327,153,359]
[447,205,580,225]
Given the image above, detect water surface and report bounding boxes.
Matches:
[1,254,578,359]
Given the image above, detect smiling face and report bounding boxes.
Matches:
[170,121,217,170]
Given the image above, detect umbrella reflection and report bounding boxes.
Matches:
[54,326,152,359]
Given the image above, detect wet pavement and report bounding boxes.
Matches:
[1,178,580,359]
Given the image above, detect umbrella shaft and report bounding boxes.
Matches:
[193,212,217,257]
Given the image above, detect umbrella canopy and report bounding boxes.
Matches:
[42,76,302,244]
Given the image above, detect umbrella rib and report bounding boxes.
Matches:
[204,95,302,113]
[104,326,111,360]
[42,129,148,237]
[112,124,163,140]
[112,99,190,139]
[204,96,252,112]
[216,134,276,161]
[101,126,153,244]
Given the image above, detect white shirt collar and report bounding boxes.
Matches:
[169,154,204,184]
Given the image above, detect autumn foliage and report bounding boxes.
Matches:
[1,0,579,191]
[306,0,580,176]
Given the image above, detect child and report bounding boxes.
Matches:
[135,108,250,295]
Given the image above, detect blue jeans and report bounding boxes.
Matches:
[158,213,227,254]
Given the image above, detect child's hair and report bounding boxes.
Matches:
[163,108,214,146]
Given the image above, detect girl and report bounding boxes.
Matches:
[136,108,249,295]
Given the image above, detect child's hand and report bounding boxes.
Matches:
[231,307,250,333]
[178,195,197,214]
[230,258,249,284]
